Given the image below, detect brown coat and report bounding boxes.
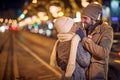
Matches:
[82,22,113,80]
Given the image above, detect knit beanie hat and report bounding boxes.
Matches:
[54,17,74,33]
[82,2,102,20]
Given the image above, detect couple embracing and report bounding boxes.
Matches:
[50,2,113,80]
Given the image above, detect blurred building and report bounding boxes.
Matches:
[0,0,120,32]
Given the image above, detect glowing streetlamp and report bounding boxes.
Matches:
[37,12,48,21]
[49,1,64,18]
[81,0,89,7]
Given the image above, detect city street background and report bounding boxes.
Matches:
[0,0,120,80]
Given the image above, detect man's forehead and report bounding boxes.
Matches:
[81,15,89,18]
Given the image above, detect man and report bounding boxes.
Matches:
[76,2,113,80]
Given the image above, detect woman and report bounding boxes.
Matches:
[50,16,91,80]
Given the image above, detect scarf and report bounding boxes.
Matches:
[50,33,81,77]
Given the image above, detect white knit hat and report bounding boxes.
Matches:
[54,16,74,33]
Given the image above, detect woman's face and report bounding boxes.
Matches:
[70,23,79,33]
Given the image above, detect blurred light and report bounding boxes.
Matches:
[118,52,120,57]
[47,21,53,29]
[52,13,58,18]
[17,17,21,21]
[25,17,31,24]
[49,5,62,17]
[31,28,38,33]
[114,59,120,64]
[8,19,12,24]
[5,19,8,23]
[32,15,37,22]
[0,26,6,32]
[20,14,25,19]
[111,17,118,22]
[81,0,89,7]
[12,20,18,27]
[106,7,110,14]
[93,1,100,4]
[73,11,81,22]
[37,12,46,20]
[45,29,52,37]
[23,10,28,14]
[0,18,4,22]
[39,29,44,34]
[32,0,37,3]
[43,16,48,21]
[36,18,41,23]
[19,21,25,27]
[28,24,32,30]
[49,6,61,13]
[111,1,119,11]
[76,12,81,18]
[34,23,39,28]
[103,6,110,18]
[58,11,64,17]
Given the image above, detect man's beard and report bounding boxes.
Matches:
[84,22,93,30]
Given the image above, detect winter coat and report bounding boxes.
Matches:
[50,34,91,80]
[59,41,91,80]
[82,22,113,80]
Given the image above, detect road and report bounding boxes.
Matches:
[1,31,120,80]
[0,31,62,80]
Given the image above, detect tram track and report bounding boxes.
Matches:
[1,31,62,80]
[14,32,62,80]
[2,31,14,80]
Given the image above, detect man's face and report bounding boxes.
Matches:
[81,15,92,29]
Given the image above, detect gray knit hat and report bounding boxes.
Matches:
[82,3,102,20]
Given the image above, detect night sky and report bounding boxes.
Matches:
[0,0,27,19]
[0,0,26,10]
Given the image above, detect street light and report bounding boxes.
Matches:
[37,12,48,21]
[49,5,63,18]
[49,1,64,18]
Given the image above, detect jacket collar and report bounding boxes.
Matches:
[90,25,101,35]
[87,21,103,35]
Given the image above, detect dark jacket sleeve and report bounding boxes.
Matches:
[76,42,91,67]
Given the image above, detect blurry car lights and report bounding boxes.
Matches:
[113,40,119,43]
[118,52,120,57]
[0,26,6,32]
[39,29,45,34]
[114,59,120,64]
[45,29,52,37]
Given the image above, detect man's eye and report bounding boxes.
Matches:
[84,17,88,19]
